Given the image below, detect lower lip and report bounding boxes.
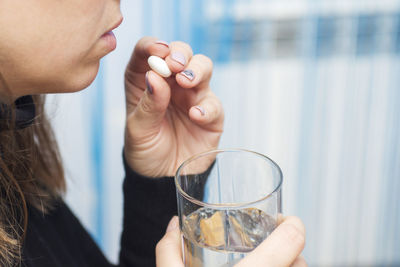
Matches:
[101,31,117,51]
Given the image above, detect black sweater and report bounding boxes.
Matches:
[22,159,178,267]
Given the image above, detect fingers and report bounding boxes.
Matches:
[175,54,220,131]
[127,38,212,92]
[189,93,224,131]
[127,37,170,74]
[236,216,306,267]
[156,216,184,267]
[176,54,213,89]
[165,41,193,73]
[126,38,219,132]
[163,42,212,91]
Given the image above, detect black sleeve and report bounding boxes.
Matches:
[118,156,178,267]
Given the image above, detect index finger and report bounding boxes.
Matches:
[165,41,194,73]
[127,36,170,74]
[235,216,306,267]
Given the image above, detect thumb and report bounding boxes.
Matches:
[156,216,184,267]
[236,216,305,267]
[130,71,171,133]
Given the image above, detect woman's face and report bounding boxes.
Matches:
[0,0,122,101]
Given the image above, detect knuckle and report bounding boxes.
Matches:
[189,61,203,72]
[134,37,146,49]
[210,97,220,115]
[133,36,156,59]
[135,36,152,50]
[207,104,217,120]
[192,55,213,80]
[212,96,222,112]
[197,54,213,69]
[138,36,150,43]
[171,41,193,55]
[206,96,223,122]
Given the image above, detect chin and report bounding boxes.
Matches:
[62,62,100,93]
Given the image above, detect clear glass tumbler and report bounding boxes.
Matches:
[175,149,283,267]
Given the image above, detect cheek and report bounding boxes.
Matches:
[30,19,106,92]
[2,41,100,94]
[1,22,103,94]
[0,0,108,96]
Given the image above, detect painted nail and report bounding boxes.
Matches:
[195,106,206,116]
[145,72,153,94]
[155,40,169,48]
[171,52,186,66]
[180,69,195,81]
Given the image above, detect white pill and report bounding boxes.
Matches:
[147,56,172,78]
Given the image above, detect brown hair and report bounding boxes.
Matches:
[0,95,65,266]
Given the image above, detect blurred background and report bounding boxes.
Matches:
[46,0,400,266]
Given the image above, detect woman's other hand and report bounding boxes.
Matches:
[124,37,224,177]
[156,216,184,267]
[236,216,307,267]
[156,216,307,267]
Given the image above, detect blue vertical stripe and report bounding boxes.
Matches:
[349,13,378,261]
[90,61,105,248]
[173,0,181,40]
[395,14,400,54]
[239,19,252,62]
[336,15,359,264]
[217,0,234,63]
[296,7,318,259]
[190,0,205,54]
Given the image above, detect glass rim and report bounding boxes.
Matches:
[174,148,283,209]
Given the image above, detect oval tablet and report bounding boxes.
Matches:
[148,56,172,78]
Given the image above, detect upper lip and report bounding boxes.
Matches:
[105,16,123,33]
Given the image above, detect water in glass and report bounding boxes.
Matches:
[182,207,276,267]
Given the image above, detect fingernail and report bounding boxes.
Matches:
[145,72,153,94]
[166,216,179,232]
[195,106,206,116]
[180,69,195,81]
[155,40,169,48]
[171,52,186,66]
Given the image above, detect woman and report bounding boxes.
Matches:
[0,0,306,266]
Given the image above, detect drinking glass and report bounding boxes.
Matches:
[175,149,283,267]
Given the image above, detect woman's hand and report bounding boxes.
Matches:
[156,216,307,267]
[235,216,307,267]
[124,37,224,177]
